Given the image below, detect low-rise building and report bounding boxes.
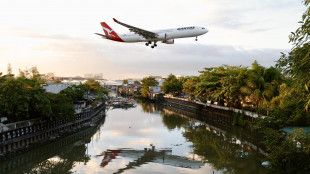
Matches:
[42,84,70,94]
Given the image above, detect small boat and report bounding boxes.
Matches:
[110,97,136,108]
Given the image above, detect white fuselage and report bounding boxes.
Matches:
[118,26,208,42]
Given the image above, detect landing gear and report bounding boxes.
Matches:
[195,37,198,41]
[146,41,152,46]
[146,41,157,48]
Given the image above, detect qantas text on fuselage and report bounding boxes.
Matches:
[95,18,208,48]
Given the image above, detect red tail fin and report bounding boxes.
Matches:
[101,22,113,36]
[99,22,124,42]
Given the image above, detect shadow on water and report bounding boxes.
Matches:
[0,117,106,174]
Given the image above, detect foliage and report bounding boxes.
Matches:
[199,65,244,105]
[0,68,106,122]
[122,79,128,85]
[134,80,141,86]
[161,74,183,94]
[182,76,199,100]
[181,63,281,111]
[0,77,52,122]
[268,139,310,173]
[289,128,310,151]
[18,66,47,84]
[140,76,158,98]
[277,0,310,112]
[60,84,90,102]
[85,79,103,95]
[47,93,75,121]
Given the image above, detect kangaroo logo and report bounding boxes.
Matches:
[102,27,115,37]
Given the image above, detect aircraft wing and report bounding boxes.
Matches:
[113,18,157,39]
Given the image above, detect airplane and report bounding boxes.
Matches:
[95,18,208,48]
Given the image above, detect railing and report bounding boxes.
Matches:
[0,103,105,154]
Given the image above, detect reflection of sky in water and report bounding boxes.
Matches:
[71,104,218,174]
[65,103,266,174]
[0,102,268,174]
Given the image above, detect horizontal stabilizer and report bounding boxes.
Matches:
[95,33,109,38]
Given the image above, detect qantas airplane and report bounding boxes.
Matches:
[95,18,208,48]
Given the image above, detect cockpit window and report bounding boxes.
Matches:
[202,28,205,29]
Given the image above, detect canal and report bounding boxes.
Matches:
[0,101,268,174]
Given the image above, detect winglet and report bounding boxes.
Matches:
[113,18,118,22]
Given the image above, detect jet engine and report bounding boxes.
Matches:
[162,39,174,44]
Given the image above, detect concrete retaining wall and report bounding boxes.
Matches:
[164,97,261,123]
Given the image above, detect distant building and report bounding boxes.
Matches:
[84,74,94,79]
[148,86,163,101]
[94,73,103,79]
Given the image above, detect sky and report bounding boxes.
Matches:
[0,0,306,79]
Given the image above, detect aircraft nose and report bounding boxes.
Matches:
[205,29,209,33]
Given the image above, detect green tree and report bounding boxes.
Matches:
[60,84,90,102]
[277,0,310,112]
[85,79,102,94]
[47,93,75,120]
[182,76,199,100]
[0,72,6,83]
[161,74,182,94]
[134,80,141,86]
[195,65,243,105]
[140,76,158,98]
[18,66,47,84]
[122,79,128,85]
[0,77,52,122]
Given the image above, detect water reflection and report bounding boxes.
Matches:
[27,143,89,174]
[140,101,162,114]
[162,106,268,174]
[0,102,267,174]
[0,118,105,174]
[99,146,203,174]
[183,125,266,174]
[161,112,188,130]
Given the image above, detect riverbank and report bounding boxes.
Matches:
[162,98,268,155]
[0,103,106,159]
[163,96,264,123]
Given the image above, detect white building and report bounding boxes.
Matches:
[43,84,70,94]
[149,86,161,93]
